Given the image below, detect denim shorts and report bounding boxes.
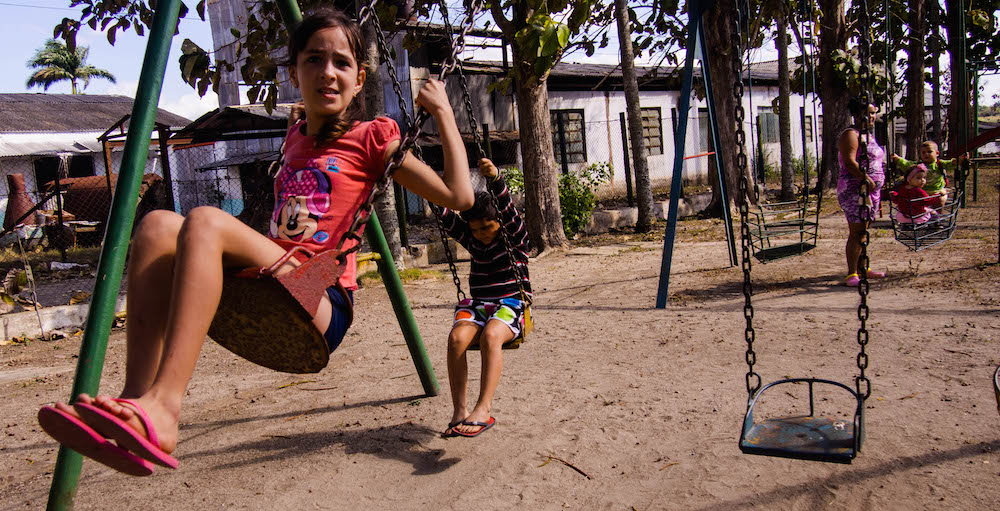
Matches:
[323,287,353,351]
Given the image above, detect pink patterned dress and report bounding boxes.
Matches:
[837,128,885,223]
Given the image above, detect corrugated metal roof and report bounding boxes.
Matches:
[0,93,191,133]
[0,136,103,158]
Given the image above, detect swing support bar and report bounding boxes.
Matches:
[656,0,738,309]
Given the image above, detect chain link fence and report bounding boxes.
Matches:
[0,111,724,319]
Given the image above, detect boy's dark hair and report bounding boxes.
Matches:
[286,9,367,147]
[460,191,498,222]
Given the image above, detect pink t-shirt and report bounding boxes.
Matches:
[268,117,400,290]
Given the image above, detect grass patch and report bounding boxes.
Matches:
[357,268,445,287]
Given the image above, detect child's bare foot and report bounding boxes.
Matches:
[453,408,493,436]
[444,409,468,436]
[73,393,180,459]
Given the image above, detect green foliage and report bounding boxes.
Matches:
[501,167,525,195]
[559,161,612,237]
[498,162,610,237]
[25,39,116,94]
[791,150,816,178]
[756,144,775,180]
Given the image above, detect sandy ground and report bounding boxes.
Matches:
[2,177,999,510]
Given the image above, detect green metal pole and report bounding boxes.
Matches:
[972,68,979,202]
[275,0,303,30]
[45,1,183,509]
[364,212,440,396]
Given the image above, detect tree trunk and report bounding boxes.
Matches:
[818,0,851,190]
[702,2,745,214]
[904,0,926,159]
[945,0,970,156]
[362,20,405,268]
[931,2,942,145]
[615,0,655,231]
[513,60,568,251]
[776,6,795,200]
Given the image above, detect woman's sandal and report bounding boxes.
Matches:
[845,274,861,287]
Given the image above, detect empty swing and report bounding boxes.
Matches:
[744,0,823,263]
[207,0,483,373]
[732,0,874,464]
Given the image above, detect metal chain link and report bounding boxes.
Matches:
[333,0,483,255]
[731,0,760,399]
[441,0,531,305]
[854,0,873,401]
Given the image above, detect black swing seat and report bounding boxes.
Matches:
[889,190,963,251]
[208,248,352,374]
[740,378,864,464]
[747,198,820,263]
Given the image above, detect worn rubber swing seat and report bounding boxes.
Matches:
[208,247,352,374]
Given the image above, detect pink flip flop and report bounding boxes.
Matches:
[37,406,154,476]
[74,398,178,469]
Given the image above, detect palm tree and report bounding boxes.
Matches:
[25,39,116,94]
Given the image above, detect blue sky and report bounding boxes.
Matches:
[0,0,218,121]
[1,1,997,123]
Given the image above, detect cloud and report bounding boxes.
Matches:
[98,79,139,97]
[159,90,219,121]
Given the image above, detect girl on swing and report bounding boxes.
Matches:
[37,8,474,476]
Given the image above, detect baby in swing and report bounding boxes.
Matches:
[439,158,532,438]
[37,7,474,476]
[891,164,937,224]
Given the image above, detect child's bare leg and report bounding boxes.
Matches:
[446,322,480,429]
[123,210,183,396]
[75,207,301,454]
[454,320,513,435]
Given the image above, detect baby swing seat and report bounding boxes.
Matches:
[208,247,352,374]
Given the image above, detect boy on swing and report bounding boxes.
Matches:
[438,158,532,438]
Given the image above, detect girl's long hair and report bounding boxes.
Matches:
[287,9,367,147]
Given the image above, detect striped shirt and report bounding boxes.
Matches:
[440,175,532,301]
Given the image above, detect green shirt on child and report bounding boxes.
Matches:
[895,156,956,193]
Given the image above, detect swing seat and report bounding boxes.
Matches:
[468,303,532,351]
[739,378,863,464]
[208,247,352,374]
[747,198,820,263]
[889,190,963,251]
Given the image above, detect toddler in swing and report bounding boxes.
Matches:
[891,140,967,208]
[439,158,532,438]
[891,164,936,224]
[37,8,474,476]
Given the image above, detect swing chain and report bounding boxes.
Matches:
[731,0,760,398]
[431,204,467,302]
[334,0,483,254]
[854,0,873,401]
[440,0,488,161]
[442,0,531,306]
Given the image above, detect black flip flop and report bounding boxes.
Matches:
[442,420,464,438]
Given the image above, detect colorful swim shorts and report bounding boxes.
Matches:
[453,297,525,337]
